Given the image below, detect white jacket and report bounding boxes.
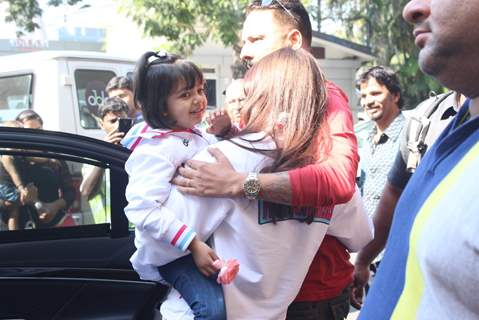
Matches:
[123,122,216,281]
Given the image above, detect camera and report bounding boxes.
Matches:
[118,118,133,134]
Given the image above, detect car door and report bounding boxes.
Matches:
[0,127,167,320]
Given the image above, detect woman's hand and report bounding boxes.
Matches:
[188,237,220,277]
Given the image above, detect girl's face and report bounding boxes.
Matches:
[166,79,207,130]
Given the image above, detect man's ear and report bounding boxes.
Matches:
[393,93,401,105]
[287,29,303,50]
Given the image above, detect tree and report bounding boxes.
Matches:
[2,0,83,36]
[308,0,444,108]
[117,0,252,77]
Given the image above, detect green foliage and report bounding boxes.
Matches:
[118,0,250,56]
[2,0,83,35]
[310,0,444,108]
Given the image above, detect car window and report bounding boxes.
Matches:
[0,151,111,231]
[74,69,116,130]
[0,74,33,123]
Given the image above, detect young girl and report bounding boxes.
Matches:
[122,51,236,320]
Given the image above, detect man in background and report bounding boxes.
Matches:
[224,79,245,127]
[106,75,143,123]
[356,66,405,218]
[80,97,129,223]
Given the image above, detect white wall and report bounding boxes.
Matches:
[318,59,363,121]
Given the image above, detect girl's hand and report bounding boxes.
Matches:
[188,237,220,277]
[206,110,232,137]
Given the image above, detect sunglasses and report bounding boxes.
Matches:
[260,0,295,19]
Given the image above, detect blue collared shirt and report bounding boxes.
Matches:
[360,113,405,216]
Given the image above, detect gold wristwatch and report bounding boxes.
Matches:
[243,172,261,200]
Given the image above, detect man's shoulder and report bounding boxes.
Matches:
[326,81,349,104]
[325,81,353,122]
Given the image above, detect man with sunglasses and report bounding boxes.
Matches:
[175,1,358,319]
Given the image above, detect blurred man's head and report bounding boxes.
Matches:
[357,66,402,127]
[224,79,246,126]
[241,0,312,65]
[15,110,43,129]
[98,97,129,134]
[403,0,479,98]
[106,75,137,117]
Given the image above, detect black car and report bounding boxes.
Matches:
[0,127,167,320]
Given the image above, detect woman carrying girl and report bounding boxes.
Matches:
[132,47,372,319]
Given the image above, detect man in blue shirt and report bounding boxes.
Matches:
[356,66,405,218]
[359,0,479,319]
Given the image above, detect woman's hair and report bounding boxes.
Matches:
[240,47,330,173]
[15,109,43,125]
[133,51,204,129]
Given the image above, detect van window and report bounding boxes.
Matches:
[0,74,33,123]
[74,70,116,130]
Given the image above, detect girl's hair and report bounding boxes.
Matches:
[133,51,204,129]
[240,47,330,173]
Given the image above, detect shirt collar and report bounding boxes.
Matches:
[368,113,405,143]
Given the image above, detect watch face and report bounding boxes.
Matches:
[244,177,260,199]
[245,182,260,194]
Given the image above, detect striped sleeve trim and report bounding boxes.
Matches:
[170,224,196,252]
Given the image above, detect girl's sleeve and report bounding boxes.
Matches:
[124,144,196,252]
[326,188,374,252]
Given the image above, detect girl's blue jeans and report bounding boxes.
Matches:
[159,254,226,320]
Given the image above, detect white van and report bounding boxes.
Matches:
[0,51,136,139]
[0,50,221,139]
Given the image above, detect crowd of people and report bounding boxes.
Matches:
[0,110,75,230]
[0,0,477,319]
